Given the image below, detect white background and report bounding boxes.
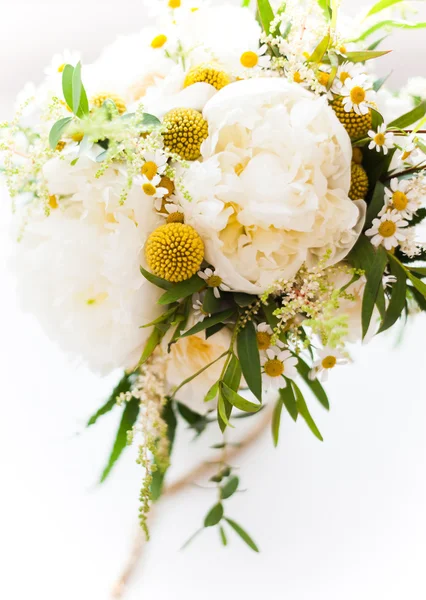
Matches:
[1,1,426,599]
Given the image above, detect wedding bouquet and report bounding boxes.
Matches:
[2,0,426,551]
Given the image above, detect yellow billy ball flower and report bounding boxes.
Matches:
[162,108,208,161]
[349,162,369,201]
[352,147,363,165]
[184,64,231,91]
[331,96,372,139]
[151,34,167,49]
[91,92,127,115]
[145,223,204,282]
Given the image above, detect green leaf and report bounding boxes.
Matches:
[158,275,205,305]
[234,293,255,307]
[202,287,223,314]
[365,182,386,227]
[373,71,392,92]
[317,0,332,20]
[218,391,233,433]
[72,62,82,120]
[224,518,259,552]
[256,0,275,34]
[308,33,331,63]
[371,108,384,130]
[204,503,224,527]
[151,400,177,501]
[344,50,390,63]
[219,526,228,546]
[223,354,242,391]
[367,35,389,51]
[237,321,262,402]
[352,20,426,43]
[76,85,89,118]
[221,476,240,500]
[361,245,388,338]
[177,402,208,436]
[409,266,426,278]
[378,254,407,334]
[389,101,426,130]
[137,326,163,368]
[263,301,279,329]
[172,351,228,401]
[279,382,298,421]
[221,382,262,413]
[295,358,329,410]
[181,308,236,338]
[407,270,426,298]
[100,397,140,482]
[272,398,283,447]
[62,64,74,111]
[140,306,178,329]
[206,323,225,338]
[366,0,405,18]
[140,113,161,128]
[348,233,377,271]
[204,381,219,403]
[48,117,73,150]
[408,207,426,228]
[87,372,133,427]
[292,381,323,442]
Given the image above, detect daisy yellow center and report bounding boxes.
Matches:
[321,356,337,369]
[160,176,175,199]
[293,71,303,83]
[234,163,245,176]
[318,72,330,87]
[256,331,271,351]
[141,161,158,180]
[143,183,157,196]
[401,150,412,161]
[57,63,66,73]
[339,71,350,84]
[206,275,222,288]
[168,0,181,7]
[48,195,58,209]
[145,223,204,283]
[392,191,408,211]
[264,359,284,378]
[350,86,366,104]
[151,35,167,49]
[240,51,258,68]
[340,45,347,54]
[378,220,397,238]
[374,133,386,146]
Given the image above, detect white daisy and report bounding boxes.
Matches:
[261,348,298,391]
[397,136,424,165]
[331,61,365,94]
[255,322,284,351]
[192,292,210,324]
[136,174,168,208]
[198,267,231,299]
[164,203,184,218]
[365,210,409,250]
[44,50,80,78]
[368,124,394,155]
[341,75,375,116]
[239,45,271,73]
[141,151,168,181]
[380,178,419,219]
[310,347,349,382]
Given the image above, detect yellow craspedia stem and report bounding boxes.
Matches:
[91,92,127,115]
[163,108,208,161]
[331,96,372,139]
[145,223,204,283]
[184,64,230,91]
[349,162,369,201]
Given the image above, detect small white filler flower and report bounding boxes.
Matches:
[310,347,348,382]
[368,124,394,155]
[261,348,298,391]
[198,268,231,298]
[365,210,409,250]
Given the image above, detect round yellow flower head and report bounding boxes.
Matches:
[352,147,363,165]
[184,64,231,91]
[145,223,204,282]
[162,108,208,161]
[91,92,127,115]
[331,96,372,139]
[349,162,369,201]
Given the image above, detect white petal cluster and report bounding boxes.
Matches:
[179,78,366,294]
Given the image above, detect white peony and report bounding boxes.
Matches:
[164,323,231,415]
[12,147,163,375]
[179,78,366,294]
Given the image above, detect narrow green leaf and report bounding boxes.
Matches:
[202,287,223,314]
[221,383,261,413]
[317,0,332,21]
[367,35,389,51]
[48,117,73,150]
[72,62,82,119]
[295,358,329,410]
[373,72,392,92]
[348,233,376,270]
[279,382,298,421]
[137,326,162,368]
[361,246,388,338]
[206,323,225,338]
[409,266,426,278]
[140,306,178,329]
[308,34,331,63]
[218,391,233,433]
[221,476,239,500]
[353,20,426,44]
[62,64,74,111]
[223,354,242,391]
[87,372,133,427]
[378,254,407,333]
[234,293,255,307]
[366,0,405,18]
[292,381,323,442]
[371,108,384,130]
[389,101,426,130]
[158,275,205,305]
[237,321,262,402]
[407,270,426,298]
[219,526,228,546]
[140,113,161,128]
[181,308,235,338]
[140,266,174,290]
[344,50,390,63]
[100,397,140,482]
[204,503,224,527]
[76,85,89,118]
[272,398,283,447]
[256,0,275,34]
[204,381,219,403]
[263,301,279,329]
[172,351,228,401]
[224,518,259,552]
[366,182,386,227]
